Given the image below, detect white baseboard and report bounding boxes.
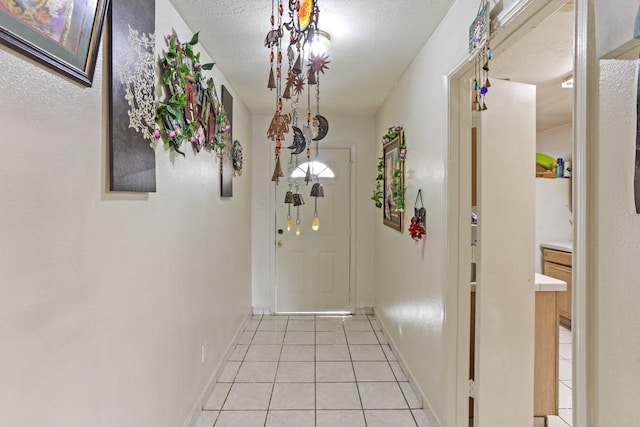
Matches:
[356,306,374,315]
[375,311,441,427]
[253,306,270,315]
[253,306,373,315]
[182,309,253,427]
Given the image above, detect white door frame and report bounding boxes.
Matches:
[270,145,357,315]
[446,0,586,425]
[572,1,588,425]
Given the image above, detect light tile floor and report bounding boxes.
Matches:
[548,324,572,427]
[194,314,433,427]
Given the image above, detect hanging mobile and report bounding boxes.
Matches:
[408,189,426,241]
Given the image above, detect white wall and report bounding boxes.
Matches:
[537,123,572,161]
[535,179,572,271]
[535,124,573,272]
[251,115,375,312]
[373,0,479,424]
[0,1,253,426]
[595,0,640,58]
[587,57,640,426]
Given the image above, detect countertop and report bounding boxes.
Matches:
[534,272,567,292]
[470,273,566,292]
[540,241,573,253]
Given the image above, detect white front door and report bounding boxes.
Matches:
[474,79,536,426]
[274,148,351,313]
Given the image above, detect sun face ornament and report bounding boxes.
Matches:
[308,53,330,75]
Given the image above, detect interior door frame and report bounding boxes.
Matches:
[446,0,585,425]
[270,145,356,315]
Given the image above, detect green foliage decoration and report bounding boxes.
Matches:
[155,32,215,156]
[372,126,406,211]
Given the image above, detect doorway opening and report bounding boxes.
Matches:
[448,0,577,426]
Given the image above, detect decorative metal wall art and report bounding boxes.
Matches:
[221,85,234,197]
[409,189,426,241]
[109,0,156,192]
[232,140,244,176]
[634,7,640,213]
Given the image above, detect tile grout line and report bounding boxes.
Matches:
[345,317,369,427]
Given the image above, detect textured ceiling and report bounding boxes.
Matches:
[169,0,456,116]
[490,3,574,131]
[168,0,574,128]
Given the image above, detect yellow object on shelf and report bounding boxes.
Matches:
[536,152,555,170]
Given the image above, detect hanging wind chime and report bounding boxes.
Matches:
[266,0,331,234]
[307,51,329,231]
[472,45,492,111]
[469,0,492,112]
[267,0,286,183]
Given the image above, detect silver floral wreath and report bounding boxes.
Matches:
[232,140,243,176]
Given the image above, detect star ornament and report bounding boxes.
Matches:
[293,75,306,95]
[309,53,330,74]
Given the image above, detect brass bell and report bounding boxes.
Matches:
[271,157,284,183]
[310,182,324,197]
[293,192,305,206]
[284,190,294,203]
[283,82,292,99]
[304,163,312,183]
[307,70,317,85]
[292,55,302,75]
[268,67,276,90]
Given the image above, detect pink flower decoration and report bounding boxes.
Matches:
[193,63,202,69]
[216,152,224,159]
[399,149,407,158]
[221,125,231,132]
[154,126,162,140]
[167,130,177,138]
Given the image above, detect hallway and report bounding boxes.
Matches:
[194,314,432,427]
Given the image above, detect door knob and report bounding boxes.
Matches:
[277,240,284,247]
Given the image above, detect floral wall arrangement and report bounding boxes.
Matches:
[156,32,229,158]
[372,126,406,232]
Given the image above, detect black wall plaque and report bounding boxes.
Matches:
[221,85,233,197]
[109,0,156,192]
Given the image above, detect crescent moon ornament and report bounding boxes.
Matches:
[287,126,307,155]
[312,115,329,141]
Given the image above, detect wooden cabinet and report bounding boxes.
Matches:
[534,291,559,416]
[543,248,572,327]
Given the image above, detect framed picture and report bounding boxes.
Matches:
[0,0,109,86]
[383,131,404,231]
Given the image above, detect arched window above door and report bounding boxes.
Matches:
[290,160,335,179]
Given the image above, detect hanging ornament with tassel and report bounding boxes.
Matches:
[269,0,287,183]
[266,0,278,90]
